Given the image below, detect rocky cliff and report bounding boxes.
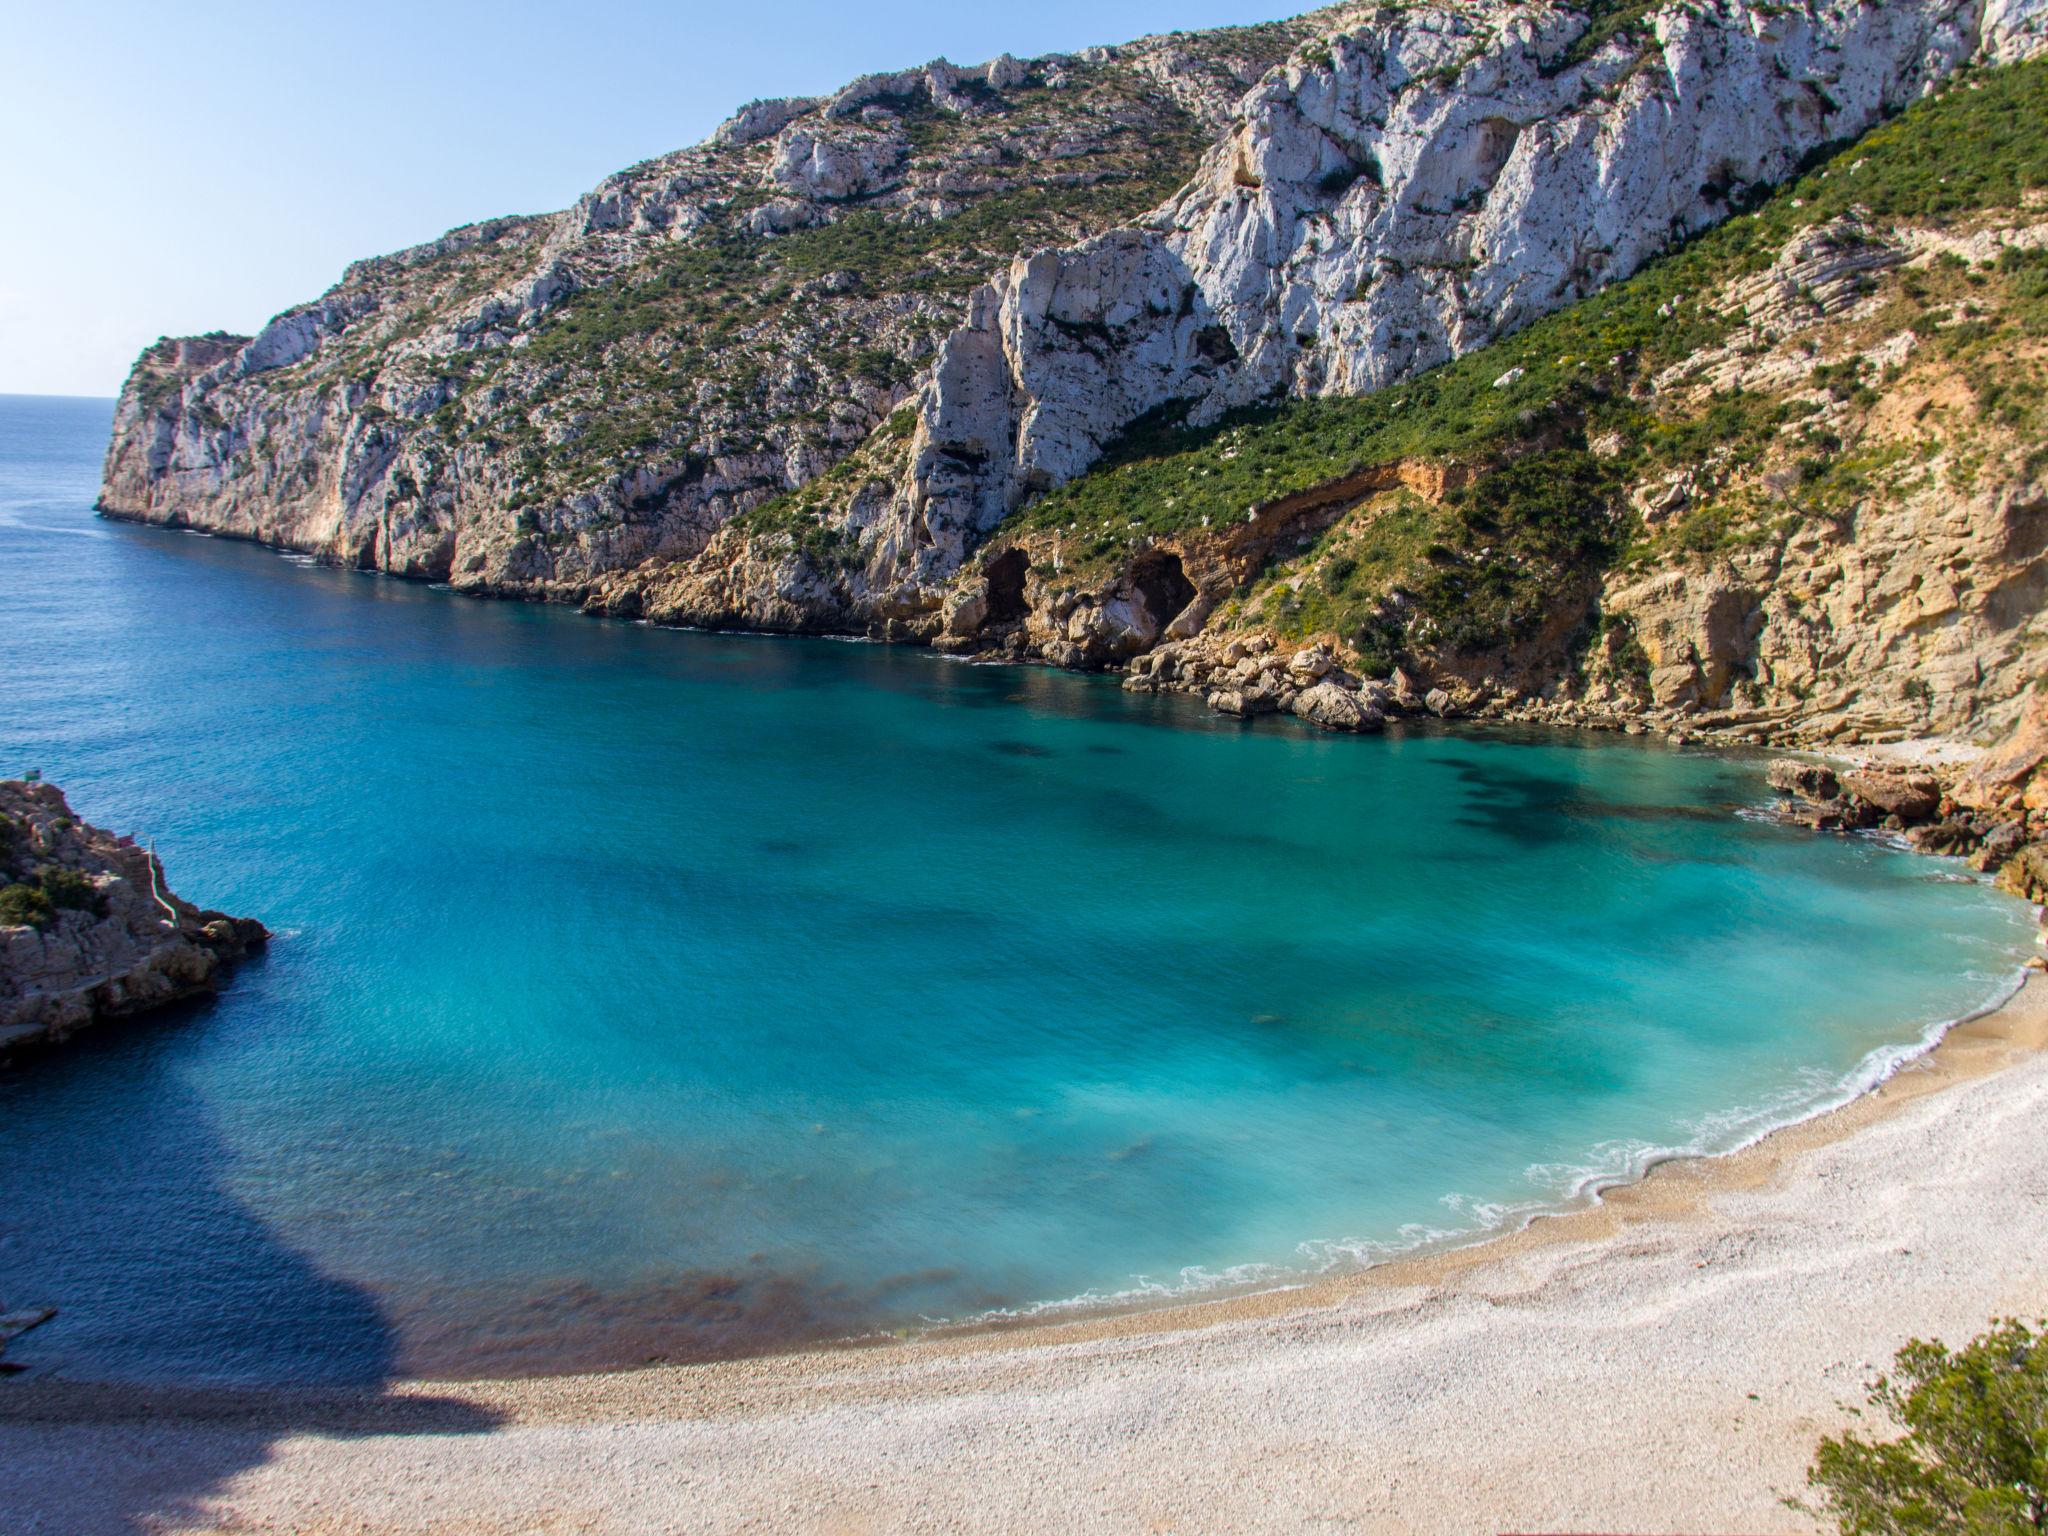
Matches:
[0,782,267,1055]
[98,17,1313,588]
[102,1,2048,781]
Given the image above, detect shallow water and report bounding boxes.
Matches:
[0,393,2032,1384]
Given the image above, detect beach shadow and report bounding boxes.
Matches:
[0,997,506,1535]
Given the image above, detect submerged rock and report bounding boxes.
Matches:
[0,781,267,1058]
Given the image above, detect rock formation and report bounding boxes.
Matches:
[0,781,267,1056]
[97,2,2048,769]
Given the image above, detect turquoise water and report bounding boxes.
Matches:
[0,393,2033,1384]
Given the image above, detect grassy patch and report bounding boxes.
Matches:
[0,883,51,928]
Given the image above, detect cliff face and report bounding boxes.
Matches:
[0,782,266,1055]
[102,0,2048,767]
[1065,56,2048,757]
[98,19,1313,589]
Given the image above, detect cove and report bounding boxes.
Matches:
[0,394,2033,1384]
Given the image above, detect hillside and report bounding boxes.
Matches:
[100,0,2047,765]
[98,15,1327,584]
[1035,57,2048,760]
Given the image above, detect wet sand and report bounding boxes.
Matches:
[5,973,2046,1534]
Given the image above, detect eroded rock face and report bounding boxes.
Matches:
[0,782,266,1056]
[864,0,2013,590]
[1955,691,2048,813]
[97,22,1295,603]
[103,1,2046,633]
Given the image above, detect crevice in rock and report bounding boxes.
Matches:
[1468,117,1523,198]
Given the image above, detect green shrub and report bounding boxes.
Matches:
[1806,1318,2048,1534]
[0,882,52,928]
[37,867,102,915]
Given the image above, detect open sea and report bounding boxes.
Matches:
[0,391,2033,1384]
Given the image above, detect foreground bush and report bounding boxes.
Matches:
[1808,1318,2047,1534]
[0,883,53,928]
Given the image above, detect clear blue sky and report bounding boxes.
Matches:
[1,0,1303,398]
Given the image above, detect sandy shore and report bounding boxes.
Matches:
[5,973,2047,1535]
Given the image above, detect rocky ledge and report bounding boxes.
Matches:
[1121,632,1443,732]
[0,780,267,1057]
[1762,691,2048,925]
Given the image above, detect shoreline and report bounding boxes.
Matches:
[97,505,1998,759]
[488,960,2048,1404]
[4,974,2031,1409]
[5,922,2030,1404]
[5,972,2047,1531]
[915,958,2035,1349]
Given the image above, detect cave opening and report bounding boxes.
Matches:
[984,547,1031,625]
[1130,550,1196,631]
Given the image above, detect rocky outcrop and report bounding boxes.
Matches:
[98,17,1308,601]
[1955,690,2048,813]
[869,0,2014,592]
[0,781,267,1056]
[93,4,2048,796]
[1763,755,2048,892]
[1123,632,1398,731]
[1766,758,1945,831]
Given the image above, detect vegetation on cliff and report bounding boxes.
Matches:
[101,15,1324,593]
[1007,57,2048,684]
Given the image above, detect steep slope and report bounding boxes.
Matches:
[98,17,1323,587]
[978,57,2048,764]
[101,0,2046,772]
[616,0,2042,628]
[106,2,2039,614]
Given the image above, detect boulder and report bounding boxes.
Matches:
[941,580,989,639]
[1206,688,1251,718]
[1766,759,1841,802]
[1971,819,2028,873]
[1908,818,1980,857]
[1291,681,1385,733]
[1286,644,1334,682]
[1777,798,1872,833]
[1841,769,1942,823]
[1999,844,2048,905]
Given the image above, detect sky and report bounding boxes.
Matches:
[0,0,1304,398]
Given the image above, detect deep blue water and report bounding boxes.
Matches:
[0,392,2032,1384]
